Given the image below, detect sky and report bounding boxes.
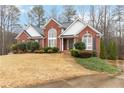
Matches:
[17,5,89,26]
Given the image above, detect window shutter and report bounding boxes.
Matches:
[93,38,96,50]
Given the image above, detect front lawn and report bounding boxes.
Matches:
[0,53,96,87]
[76,57,120,74]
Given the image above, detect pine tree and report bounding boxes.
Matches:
[107,40,118,60]
[100,39,107,59]
[62,5,76,22]
[28,5,45,27]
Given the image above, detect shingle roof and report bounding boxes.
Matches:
[24,25,44,38]
[61,22,73,29]
[60,18,102,37]
[61,19,85,36]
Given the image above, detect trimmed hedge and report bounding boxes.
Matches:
[30,41,40,52]
[70,49,80,57]
[44,47,52,53]
[70,49,97,58]
[52,47,59,53]
[11,43,26,53]
[11,41,40,53]
[80,51,92,58]
[34,49,44,53]
[18,43,26,52]
[44,47,59,53]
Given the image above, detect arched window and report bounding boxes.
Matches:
[82,32,93,50]
[48,28,57,47]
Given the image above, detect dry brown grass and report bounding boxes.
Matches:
[0,53,97,87]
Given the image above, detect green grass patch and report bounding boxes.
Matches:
[76,57,120,74]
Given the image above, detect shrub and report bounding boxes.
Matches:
[47,49,53,53]
[26,41,32,50]
[13,50,18,54]
[30,41,40,52]
[74,42,86,50]
[17,43,26,52]
[100,39,107,59]
[27,50,32,53]
[39,49,45,53]
[34,49,44,53]
[11,44,18,51]
[44,47,52,53]
[18,50,24,54]
[52,47,59,53]
[34,50,41,53]
[107,40,118,60]
[26,41,40,52]
[11,43,26,53]
[70,49,80,57]
[92,51,97,57]
[79,51,93,58]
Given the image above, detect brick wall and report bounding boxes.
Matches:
[44,20,62,50]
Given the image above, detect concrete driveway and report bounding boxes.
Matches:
[29,60,124,88]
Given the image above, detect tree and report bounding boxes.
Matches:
[28,5,45,27]
[0,5,21,55]
[77,6,86,22]
[89,5,95,28]
[49,6,58,20]
[107,40,118,60]
[112,5,124,57]
[100,39,107,59]
[62,5,76,22]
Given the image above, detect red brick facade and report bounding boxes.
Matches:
[16,19,101,55]
[77,26,100,55]
[16,31,30,42]
[43,20,62,50]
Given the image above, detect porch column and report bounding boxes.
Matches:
[67,39,69,50]
[62,38,63,51]
[73,38,76,49]
[42,38,44,48]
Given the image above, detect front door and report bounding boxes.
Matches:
[69,39,74,49]
[63,39,74,50]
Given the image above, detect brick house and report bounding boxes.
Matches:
[15,18,102,55]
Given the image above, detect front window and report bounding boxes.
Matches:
[48,28,57,47]
[82,32,93,50]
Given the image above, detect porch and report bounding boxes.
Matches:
[61,37,75,51]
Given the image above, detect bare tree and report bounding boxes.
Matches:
[112,5,124,56]
[49,6,58,20]
[0,5,20,55]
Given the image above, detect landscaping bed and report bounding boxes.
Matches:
[76,57,120,74]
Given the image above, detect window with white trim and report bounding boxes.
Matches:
[48,28,57,47]
[82,32,93,50]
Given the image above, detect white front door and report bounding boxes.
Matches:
[82,33,93,50]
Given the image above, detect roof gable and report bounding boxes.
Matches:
[75,25,102,36]
[60,18,102,37]
[15,30,31,39]
[43,18,63,28]
[60,18,85,36]
[25,25,44,38]
[16,25,44,39]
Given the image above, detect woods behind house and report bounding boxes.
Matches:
[0,5,124,59]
